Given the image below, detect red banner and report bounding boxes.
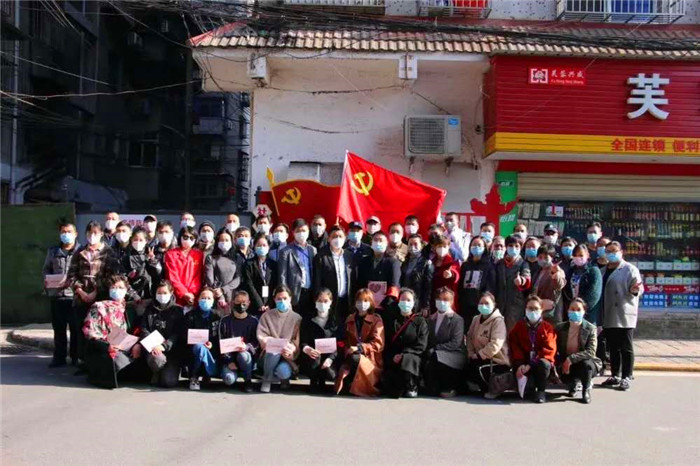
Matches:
[336,152,446,235]
[266,168,340,226]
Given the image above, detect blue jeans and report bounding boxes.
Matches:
[221,351,254,385]
[263,352,292,382]
[191,343,217,378]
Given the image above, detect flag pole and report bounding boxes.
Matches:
[266,167,281,218]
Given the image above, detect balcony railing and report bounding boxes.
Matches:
[557,0,686,24]
[419,0,491,18]
[193,117,225,135]
[281,0,385,14]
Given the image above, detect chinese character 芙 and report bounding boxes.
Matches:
[652,139,666,152]
[624,138,638,151]
[672,140,686,153]
[639,139,652,152]
[611,139,624,151]
[627,73,670,120]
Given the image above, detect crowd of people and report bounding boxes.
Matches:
[43,211,644,403]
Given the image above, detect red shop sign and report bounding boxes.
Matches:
[528,67,586,86]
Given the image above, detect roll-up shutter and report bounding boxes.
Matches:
[518,173,700,202]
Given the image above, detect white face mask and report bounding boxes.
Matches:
[436,247,449,258]
[355,301,371,314]
[226,222,239,233]
[367,224,380,235]
[132,240,146,252]
[87,234,101,246]
[409,244,422,255]
[217,241,232,254]
[315,301,331,317]
[389,233,402,244]
[273,232,288,244]
[330,237,345,249]
[115,232,130,244]
[257,223,271,234]
[201,231,214,243]
[158,232,173,245]
[155,293,171,305]
[144,221,156,233]
[181,238,195,249]
[312,225,325,237]
[181,219,195,229]
[405,224,418,235]
[105,219,118,231]
[295,231,309,244]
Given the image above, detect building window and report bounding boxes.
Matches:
[128,133,158,167]
[288,161,343,185]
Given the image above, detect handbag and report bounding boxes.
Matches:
[487,360,515,395]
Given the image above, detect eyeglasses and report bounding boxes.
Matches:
[182,235,195,240]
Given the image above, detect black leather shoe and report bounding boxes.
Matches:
[581,390,592,404]
[534,391,546,404]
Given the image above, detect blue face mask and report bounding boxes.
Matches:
[477,304,493,316]
[597,246,607,257]
[568,311,584,323]
[435,300,452,313]
[255,246,269,257]
[398,301,414,315]
[481,231,494,242]
[470,246,485,257]
[526,310,542,324]
[348,231,361,243]
[60,232,75,245]
[561,245,574,257]
[371,242,387,253]
[275,299,290,313]
[236,237,250,248]
[606,251,622,263]
[506,246,520,258]
[492,249,505,260]
[198,298,214,312]
[525,247,538,258]
[587,233,600,244]
[109,288,126,301]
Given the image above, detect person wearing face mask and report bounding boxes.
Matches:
[489,235,506,264]
[479,222,496,249]
[184,288,221,390]
[508,295,557,403]
[555,298,602,404]
[243,233,278,316]
[423,287,466,398]
[225,213,241,235]
[300,289,339,393]
[563,244,602,325]
[542,224,560,253]
[204,230,241,313]
[180,212,196,230]
[386,223,408,263]
[355,231,401,312]
[278,219,317,318]
[147,221,176,293]
[362,216,382,245]
[403,215,420,245]
[143,215,159,249]
[313,226,353,325]
[257,286,302,393]
[585,222,603,261]
[558,237,577,276]
[522,236,542,279]
[82,275,139,388]
[494,235,531,333]
[459,237,496,322]
[67,221,120,370]
[595,236,611,272]
[383,289,428,398]
[112,221,133,270]
[335,289,384,396]
[103,212,120,248]
[197,221,217,258]
[513,223,528,246]
[309,214,328,251]
[532,244,567,325]
[400,234,434,318]
[218,290,259,393]
[444,212,470,263]
[421,223,446,261]
[430,235,460,314]
[43,222,81,368]
[344,221,372,262]
[269,223,289,262]
[121,227,154,301]
[136,280,183,388]
[164,227,204,308]
[254,214,273,237]
[465,292,510,399]
[231,226,254,271]
[599,241,643,392]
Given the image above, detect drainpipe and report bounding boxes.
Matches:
[9,0,19,204]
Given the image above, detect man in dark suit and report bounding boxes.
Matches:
[278,218,317,319]
[309,214,329,251]
[313,225,354,326]
[354,230,401,312]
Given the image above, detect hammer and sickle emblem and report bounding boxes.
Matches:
[281,187,301,205]
[351,172,374,196]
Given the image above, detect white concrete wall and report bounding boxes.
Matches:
[247,56,495,213]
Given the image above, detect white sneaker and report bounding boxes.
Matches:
[260,381,272,393]
[189,377,200,391]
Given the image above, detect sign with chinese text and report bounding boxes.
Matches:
[529,67,586,86]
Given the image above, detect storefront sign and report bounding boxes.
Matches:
[528,67,586,86]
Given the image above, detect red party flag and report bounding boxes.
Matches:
[336,151,446,234]
[267,168,340,226]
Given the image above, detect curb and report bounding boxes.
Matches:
[8,330,53,352]
[634,363,700,373]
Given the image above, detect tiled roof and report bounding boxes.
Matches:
[189,22,700,59]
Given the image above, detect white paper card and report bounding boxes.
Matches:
[187,329,209,345]
[140,330,165,353]
[266,338,289,355]
[518,374,528,399]
[262,286,269,298]
[106,327,139,352]
[314,337,337,354]
[368,281,387,306]
[219,337,244,354]
[44,274,66,289]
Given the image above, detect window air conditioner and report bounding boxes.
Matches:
[404,115,462,158]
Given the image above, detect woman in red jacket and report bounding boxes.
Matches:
[508,295,557,404]
[164,226,204,308]
[431,235,460,313]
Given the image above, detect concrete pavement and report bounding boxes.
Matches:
[2,346,699,466]
[10,323,700,371]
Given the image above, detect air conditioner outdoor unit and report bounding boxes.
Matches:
[404,115,461,158]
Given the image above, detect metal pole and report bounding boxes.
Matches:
[184,48,193,210]
[9,0,20,204]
